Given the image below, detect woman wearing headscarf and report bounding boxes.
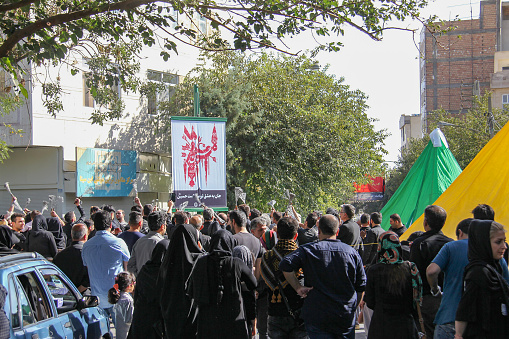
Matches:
[455,220,509,339]
[364,231,421,339]
[187,230,257,339]
[26,215,57,259]
[158,224,204,339]
[46,217,67,250]
[128,239,170,339]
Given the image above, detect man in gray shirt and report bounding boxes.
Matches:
[127,211,166,276]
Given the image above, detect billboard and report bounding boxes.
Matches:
[353,176,385,201]
[171,117,227,208]
[76,148,137,197]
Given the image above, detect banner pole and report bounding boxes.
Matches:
[193,84,200,117]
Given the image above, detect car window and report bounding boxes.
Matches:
[11,277,36,327]
[8,277,21,328]
[16,272,52,322]
[40,268,78,314]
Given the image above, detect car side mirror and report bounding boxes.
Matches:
[77,295,99,310]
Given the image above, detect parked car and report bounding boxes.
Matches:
[0,252,111,338]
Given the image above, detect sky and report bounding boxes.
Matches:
[279,0,482,164]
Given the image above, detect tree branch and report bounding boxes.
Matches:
[0,0,161,59]
[0,0,37,13]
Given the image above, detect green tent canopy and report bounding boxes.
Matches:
[380,128,462,231]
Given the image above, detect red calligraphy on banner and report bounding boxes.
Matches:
[181,124,218,187]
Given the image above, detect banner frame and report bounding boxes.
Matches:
[171,116,228,209]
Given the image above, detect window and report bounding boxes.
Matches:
[16,272,51,322]
[83,73,94,108]
[83,61,121,108]
[147,70,179,115]
[199,15,207,34]
[503,94,509,105]
[40,269,78,314]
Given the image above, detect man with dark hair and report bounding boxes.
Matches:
[280,215,366,338]
[231,210,263,278]
[250,208,262,220]
[10,213,26,251]
[54,223,90,293]
[471,203,495,220]
[238,204,252,230]
[271,211,283,230]
[100,204,122,235]
[409,205,453,338]
[118,211,144,253]
[63,198,86,246]
[127,211,166,276]
[326,207,340,220]
[82,209,130,312]
[297,212,319,245]
[89,205,99,217]
[338,204,362,252]
[115,209,128,231]
[426,218,472,339]
[388,213,407,237]
[363,212,385,267]
[201,207,221,236]
[133,197,150,234]
[167,210,189,239]
[261,217,305,339]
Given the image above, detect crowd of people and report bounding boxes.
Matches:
[0,195,508,339]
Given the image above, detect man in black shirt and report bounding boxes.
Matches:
[53,223,89,293]
[338,204,362,252]
[409,205,453,338]
[201,208,221,236]
[388,213,407,237]
[261,217,305,339]
[364,212,385,267]
[297,212,319,245]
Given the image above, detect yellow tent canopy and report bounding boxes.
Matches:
[404,121,509,239]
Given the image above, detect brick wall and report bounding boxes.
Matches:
[421,0,498,122]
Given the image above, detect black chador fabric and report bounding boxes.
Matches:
[456,220,509,338]
[27,215,57,258]
[46,217,67,250]
[0,225,18,254]
[158,225,204,339]
[187,230,257,339]
[128,239,170,339]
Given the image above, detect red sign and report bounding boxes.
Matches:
[354,176,385,193]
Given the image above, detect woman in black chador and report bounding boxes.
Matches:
[26,215,57,259]
[455,220,509,339]
[187,229,257,339]
[158,224,204,339]
[128,239,169,339]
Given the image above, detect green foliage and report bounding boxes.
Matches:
[162,51,387,213]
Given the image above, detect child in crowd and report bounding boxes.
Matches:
[108,272,135,339]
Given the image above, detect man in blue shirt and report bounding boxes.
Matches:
[280,214,366,339]
[82,209,130,315]
[426,218,471,339]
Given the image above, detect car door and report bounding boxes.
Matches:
[38,267,88,339]
[12,269,66,339]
